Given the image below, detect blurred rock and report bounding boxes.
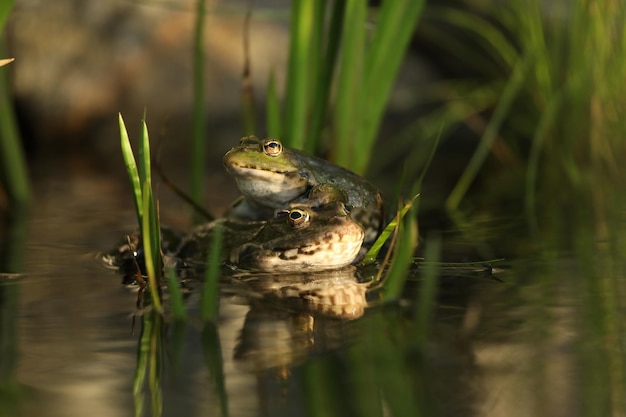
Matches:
[7,0,290,162]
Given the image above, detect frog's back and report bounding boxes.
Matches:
[289,148,384,243]
[290,149,381,208]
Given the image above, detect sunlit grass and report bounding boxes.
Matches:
[273,1,424,176]
[190,0,207,224]
[119,114,164,313]
[0,48,28,207]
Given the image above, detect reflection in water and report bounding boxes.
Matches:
[0,208,28,416]
[229,268,367,371]
[228,268,368,320]
[3,170,624,417]
[131,267,369,416]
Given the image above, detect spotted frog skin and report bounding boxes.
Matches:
[223,136,383,246]
[178,200,364,273]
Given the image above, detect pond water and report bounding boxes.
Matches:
[1,162,625,417]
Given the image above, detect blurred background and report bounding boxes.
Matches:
[1,1,625,417]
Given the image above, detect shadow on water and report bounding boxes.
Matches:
[1,170,625,417]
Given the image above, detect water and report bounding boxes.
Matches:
[1,168,625,417]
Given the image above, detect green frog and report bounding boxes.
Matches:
[223,136,384,246]
[178,199,364,272]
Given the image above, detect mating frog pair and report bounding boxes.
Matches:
[106,136,383,274]
[214,136,383,271]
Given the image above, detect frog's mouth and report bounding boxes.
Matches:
[226,164,297,180]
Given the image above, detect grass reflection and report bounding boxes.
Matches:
[134,311,164,417]
[0,207,27,417]
[201,322,229,417]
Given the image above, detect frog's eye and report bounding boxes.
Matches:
[287,208,310,228]
[263,139,283,157]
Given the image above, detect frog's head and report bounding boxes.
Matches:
[223,136,309,208]
[232,203,365,272]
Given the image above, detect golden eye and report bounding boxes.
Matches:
[263,139,283,157]
[287,208,310,228]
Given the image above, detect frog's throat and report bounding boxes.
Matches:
[233,171,308,207]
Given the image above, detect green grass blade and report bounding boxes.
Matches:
[165,265,186,321]
[0,51,29,206]
[118,113,143,225]
[201,224,223,322]
[142,180,163,314]
[302,0,325,153]
[266,70,281,137]
[446,53,532,211]
[284,0,316,149]
[525,92,562,236]
[356,0,425,174]
[308,0,345,152]
[191,0,207,223]
[362,194,419,265]
[333,0,366,169]
[138,117,151,187]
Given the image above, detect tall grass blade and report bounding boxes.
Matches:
[266,70,281,137]
[308,0,345,151]
[200,223,223,322]
[138,116,151,191]
[118,114,143,225]
[191,0,207,223]
[142,180,163,314]
[446,53,532,211]
[525,92,562,236]
[357,0,425,174]
[333,0,366,168]
[301,0,325,152]
[284,0,316,149]
[0,37,29,206]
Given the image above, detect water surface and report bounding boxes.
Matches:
[1,168,625,417]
